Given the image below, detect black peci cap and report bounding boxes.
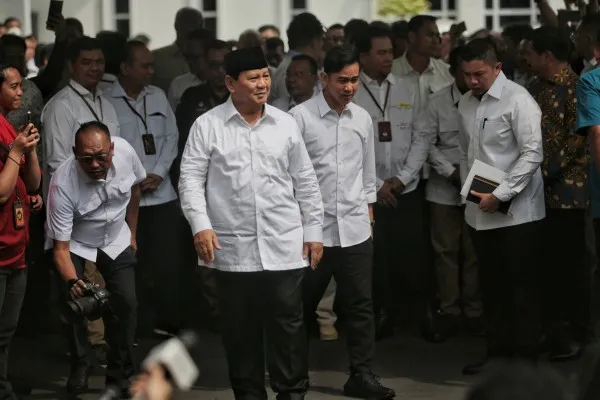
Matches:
[224,46,268,78]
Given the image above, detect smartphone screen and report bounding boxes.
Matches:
[46,0,63,31]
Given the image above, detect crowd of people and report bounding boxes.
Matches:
[1,0,600,399]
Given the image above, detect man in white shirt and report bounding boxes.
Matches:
[417,47,482,342]
[167,28,215,111]
[45,121,145,396]
[457,39,545,375]
[107,40,181,338]
[179,47,324,400]
[272,55,319,112]
[290,45,395,400]
[353,25,431,341]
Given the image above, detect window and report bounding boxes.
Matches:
[115,0,130,37]
[500,0,530,7]
[291,0,307,18]
[485,0,538,32]
[424,0,457,20]
[202,0,217,34]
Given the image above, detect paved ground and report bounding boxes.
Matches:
[9,327,596,400]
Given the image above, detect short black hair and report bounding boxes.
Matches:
[204,39,230,57]
[458,37,500,65]
[66,18,84,37]
[3,17,19,26]
[501,24,533,47]
[120,40,147,66]
[355,25,392,54]
[391,20,409,39]
[0,34,26,53]
[290,54,318,75]
[266,37,284,51]
[75,121,111,146]
[529,26,572,62]
[96,31,127,75]
[67,36,103,63]
[258,24,280,36]
[344,19,369,46]
[408,15,437,34]
[0,63,14,85]
[370,21,389,29]
[448,45,464,72]
[287,13,323,50]
[329,23,344,31]
[323,44,360,74]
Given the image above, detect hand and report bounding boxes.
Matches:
[302,241,323,270]
[377,181,397,208]
[130,364,172,400]
[69,279,87,299]
[194,229,221,264]
[12,124,39,156]
[130,236,137,253]
[140,174,163,192]
[29,194,43,212]
[449,168,461,189]
[386,177,406,195]
[470,191,500,213]
[47,13,65,36]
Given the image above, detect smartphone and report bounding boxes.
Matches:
[26,111,32,134]
[46,0,63,31]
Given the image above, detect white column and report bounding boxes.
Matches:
[457,0,486,33]
[101,0,116,31]
[22,0,32,35]
[188,0,201,9]
[279,0,291,48]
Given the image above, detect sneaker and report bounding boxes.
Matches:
[319,325,338,341]
[343,371,395,399]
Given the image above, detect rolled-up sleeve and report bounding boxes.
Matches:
[178,118,212,235]
[363,118,377,204]
[287,122,324,243]
[46,183,74,242]
[493,94,543,202]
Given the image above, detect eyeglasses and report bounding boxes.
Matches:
[76,153,110,164]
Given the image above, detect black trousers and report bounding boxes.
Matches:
[373,189,426,321]
[542,209,592,344]
[304,239,374,374]
[54,248,137,388]
[136,201,182,333]
[470,221,542,358]
[217,268,308,400]
[0,268,26,400]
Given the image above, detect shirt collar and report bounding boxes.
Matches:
[315,91,352,118]
[101,73,117,85]
[110,81,150,100]
[69,79,102,98]
[400,53,435,75]
[485,71,507,100]
[359,71,396,86]
[223,96,276,126]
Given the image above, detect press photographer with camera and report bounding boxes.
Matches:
[45,121,146,396]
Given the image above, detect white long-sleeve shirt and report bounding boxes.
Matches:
[418,83,463,206]
[458,72,545,231]
[107,82,178,207]
[289,91,377,248]
[179,98,324,272]
[353,71,428,194]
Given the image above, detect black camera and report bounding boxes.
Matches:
[65,281,111,321]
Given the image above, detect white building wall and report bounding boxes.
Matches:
[130,0,187,49]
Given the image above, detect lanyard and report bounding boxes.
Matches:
[68,84,103,122]
[360,80,391,118]
[122,96,148,133]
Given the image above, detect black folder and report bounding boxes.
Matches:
[466,175,512,214]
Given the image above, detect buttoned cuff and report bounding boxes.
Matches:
[47,232,71,242]
[397,172,413,187]
[303,225,323,243]
[190,215,213,236]
[152,164,170,179]
[439,163,456,178]
[366,192,377,204]
[492,182,513,203]
[376,177,385,192]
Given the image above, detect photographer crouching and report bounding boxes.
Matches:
[44,121,146,396]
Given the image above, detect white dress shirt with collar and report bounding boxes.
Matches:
[107,82,178,207]
[353,71,429,195]
[167,72,203,111]
[45,136,147,262]
[179,97,324,272]
[42,80,121,195]
[418,83,463,206]
[289,91,377,248]
[391,53,454,114]
[458,71,545,231]
[270,53,322,103]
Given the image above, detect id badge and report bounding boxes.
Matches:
[378,121,392,142]
[13,200,25,230]
[142,133,157,155]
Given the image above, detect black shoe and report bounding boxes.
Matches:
[93,343,108,367]
[343,371,395,399]
[462,358,492,375]
[66,363,91,394]
[375,312,394,342]
[548,341,582,362]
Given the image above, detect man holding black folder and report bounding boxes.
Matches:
[457,39,545,375]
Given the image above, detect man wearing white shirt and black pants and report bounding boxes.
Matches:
[290,45,395,400]
[457,39,545,375]
[353,25,431,341]
[45,122,145,396]
[107,40,181,337]
[179,47,324,400]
